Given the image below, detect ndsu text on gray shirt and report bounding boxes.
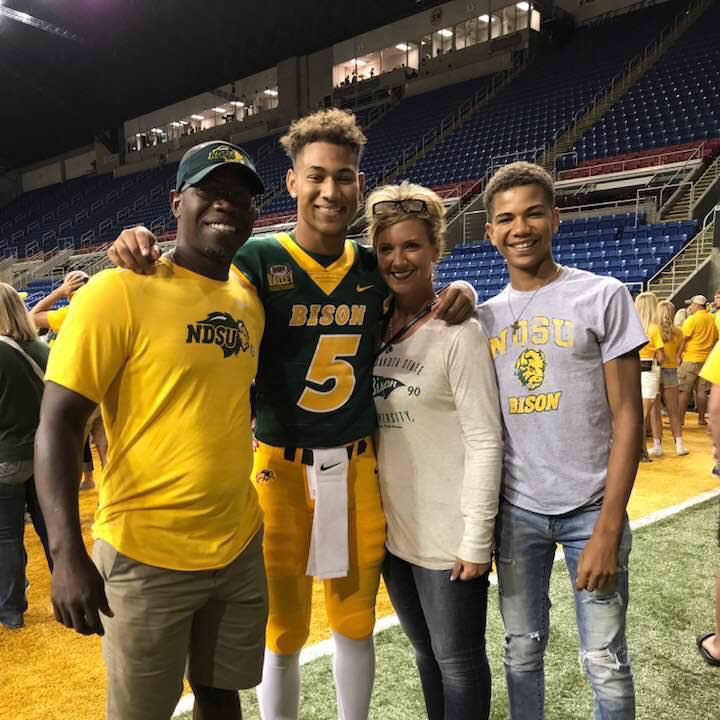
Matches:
[477,267,646,515]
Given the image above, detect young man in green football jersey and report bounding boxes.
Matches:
[108,108,475,720]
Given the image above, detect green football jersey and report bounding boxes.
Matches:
[233,231,388,448]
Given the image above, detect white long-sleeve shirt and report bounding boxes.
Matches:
[373,315,503,570]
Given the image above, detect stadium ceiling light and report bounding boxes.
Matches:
[179,120,189,125]
[395,43,409,51]
[171,122,182,127]
[479,14,490,22]
[231,101,245,107]
[191,114,205,121]
[353,58,366,66]
[213,107,226,112]
[438,28,453,37]
[516,2,530,10]
[264,89,278,96]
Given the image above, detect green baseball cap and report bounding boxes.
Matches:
[176,141,265,195]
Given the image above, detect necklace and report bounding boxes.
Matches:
[508,264,563,333]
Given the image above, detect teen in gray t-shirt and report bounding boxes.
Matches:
[478,266,646,514]
[479,161,645,720]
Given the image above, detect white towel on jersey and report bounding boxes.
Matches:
[305,448,349,579]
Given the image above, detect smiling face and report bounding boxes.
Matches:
[375,217,439,300]
[171,164,256,262]
[286,141,363,249]
[486,183,559,280]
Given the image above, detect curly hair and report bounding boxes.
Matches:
[484,161,555,217]
[280,108,367,163]
[365,181,447,256]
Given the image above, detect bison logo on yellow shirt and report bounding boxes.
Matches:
[186,312,250,358]
[514,348,546,391]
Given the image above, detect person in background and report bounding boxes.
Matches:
[650,300,689,457]
[635,292,664,462]
[0,283,52,630]
[695,341,720,666]
[674,308,688,327]
[712,289,720,314]
[678,294,718,426]
[29,270,104,484]
[367,182,503,720]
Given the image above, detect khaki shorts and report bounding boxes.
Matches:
[678,361,708,393]
[93,529,267,720]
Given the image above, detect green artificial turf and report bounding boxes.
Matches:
[177,498,719,719]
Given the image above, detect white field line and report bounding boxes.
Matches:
[172,488,720,717]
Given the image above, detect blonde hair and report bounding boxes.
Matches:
[634,291,659,335]
[674,308,688,326]
[280,108,367,163]
[365,181,447,255]
[0,283,37,342]
[657,300,678,342]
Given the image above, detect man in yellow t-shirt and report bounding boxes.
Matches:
[678,294,718,425]
[695,345,720,667]
[34,141,268,720]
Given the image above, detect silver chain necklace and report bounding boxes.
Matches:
[507,264,563,333]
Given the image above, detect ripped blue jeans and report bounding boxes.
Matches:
[496,500,634,720]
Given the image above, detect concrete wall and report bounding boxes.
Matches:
[556,0,672,25]
[405,45,516,97]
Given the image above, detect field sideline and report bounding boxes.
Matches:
[2,422,718,720]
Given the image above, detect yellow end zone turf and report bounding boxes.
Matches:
[3,422,717,720]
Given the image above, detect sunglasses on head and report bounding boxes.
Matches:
[371,199,428,216]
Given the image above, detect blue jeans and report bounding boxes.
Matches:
[382,550,491,720]
[0,464,52,626]
[496,500,635,720]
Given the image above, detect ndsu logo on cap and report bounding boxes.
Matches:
[208,145,247,164]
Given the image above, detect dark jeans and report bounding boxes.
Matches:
[382,550,491,720]
[0,476,52,624]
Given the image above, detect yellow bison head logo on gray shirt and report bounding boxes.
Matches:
[514,348,546,391]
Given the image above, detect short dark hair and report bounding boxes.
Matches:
[484,161,555,217]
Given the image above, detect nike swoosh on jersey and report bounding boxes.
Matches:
[320,462,342,471]
[356,284,374,292]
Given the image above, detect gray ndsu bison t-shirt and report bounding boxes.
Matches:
[477,266,646,515]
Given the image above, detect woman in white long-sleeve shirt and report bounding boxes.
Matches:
[367,182,503,720]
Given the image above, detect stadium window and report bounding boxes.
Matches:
[420,34,432,64]
[502,5,517,34]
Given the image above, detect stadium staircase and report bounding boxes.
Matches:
[648,215,715,298]
[661,151,720,220]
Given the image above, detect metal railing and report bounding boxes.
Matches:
[558,144,705,181]
[648,207,716,295]
[689,153,720,212]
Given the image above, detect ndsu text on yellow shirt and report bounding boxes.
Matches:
[46,259,265,571]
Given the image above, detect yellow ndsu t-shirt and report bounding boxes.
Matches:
[46,257,264,571]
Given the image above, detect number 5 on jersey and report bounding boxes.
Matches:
[297,334,362,413]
